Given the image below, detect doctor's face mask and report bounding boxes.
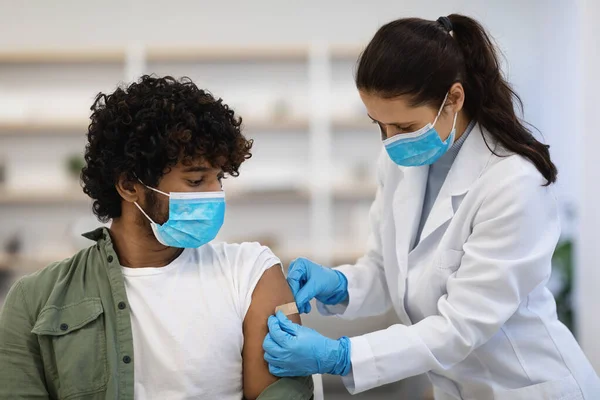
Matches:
[360,91,458,167]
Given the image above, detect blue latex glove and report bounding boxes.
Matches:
[263,311,351,377]
[287,258,349,314]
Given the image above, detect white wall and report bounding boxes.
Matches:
[0,0,533,47]
[577,0,600,372]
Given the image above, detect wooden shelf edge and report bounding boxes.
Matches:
[0,119,374,134]
[146,45,309,62]
[0,44,364,64]
[332,119,373,131]
[276,243,366,266]
[0,49,125,64]
[0,186,375,206]
[0,186,91,205]
[0,121,89,135]
[0,253,71,268]
[333,185,377,201]
[0,242,367,270]
[330,45,365,60]
[0,187,309,206]
[0,119,312,135]
[242,118,310,132]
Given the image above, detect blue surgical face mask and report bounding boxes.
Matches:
[134,184,225,248]
[382,92,458,167]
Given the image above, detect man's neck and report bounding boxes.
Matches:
[109,218,183,268]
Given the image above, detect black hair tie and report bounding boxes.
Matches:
[436,16,453,33]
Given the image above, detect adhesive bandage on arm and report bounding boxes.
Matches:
[275,302,299,316]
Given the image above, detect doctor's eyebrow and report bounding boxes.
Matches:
[367,114,415,128]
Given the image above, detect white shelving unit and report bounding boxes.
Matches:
[0,43,379,267]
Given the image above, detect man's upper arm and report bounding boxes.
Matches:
[242,264,303,400]
[0,279,49,398]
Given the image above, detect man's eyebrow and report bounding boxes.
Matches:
[182,166,212,172]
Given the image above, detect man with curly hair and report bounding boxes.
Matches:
[0,76,313,400]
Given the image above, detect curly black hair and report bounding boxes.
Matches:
[81,75,253,222]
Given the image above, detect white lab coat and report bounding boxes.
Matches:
[318,125,600,399]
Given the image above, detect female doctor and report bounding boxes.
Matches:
[263,14,600,399]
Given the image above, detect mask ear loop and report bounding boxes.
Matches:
[447,112,459,145]
[134,178,169,224]
[137,178,170,197]
[134,201,158,224]
[432,92,451,126]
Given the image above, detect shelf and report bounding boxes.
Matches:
[0,185,376,206]
[242,118,309,132]
[0,252,70,270]
[0,121,89,136]
[146,45,309,63]
[333,183,377,201]
[0,115,373,138]
[276,242,366,266]
[0,119,310,136]
[332,118,373,131]
[0,188,90,205]
[0,187,308,206]
[0,44,364,65]
[228,187,310,203]
[228,186,376,203]
[0,49,125,64]
[330,45,364,61]
[0,240,366,272]
[0,118,375,135]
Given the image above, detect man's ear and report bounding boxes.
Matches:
[115,174,142,203]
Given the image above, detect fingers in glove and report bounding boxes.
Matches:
[267,314,294,345]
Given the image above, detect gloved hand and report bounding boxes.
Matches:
[287,258,349,314]
[263,311,351,377]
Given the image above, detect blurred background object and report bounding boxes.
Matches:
[0,232,20,299]
[0,0,598,398]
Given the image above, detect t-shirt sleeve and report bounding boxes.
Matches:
[222,242,282,320]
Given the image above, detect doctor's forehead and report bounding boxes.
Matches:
[359,91,433,124]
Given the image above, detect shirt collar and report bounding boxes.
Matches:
[81,227,111,243]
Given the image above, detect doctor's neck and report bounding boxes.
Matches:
[453,110,471,142]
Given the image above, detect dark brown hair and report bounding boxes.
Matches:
[356,14,557,185]
[82,75,253,222]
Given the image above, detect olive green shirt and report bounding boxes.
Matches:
[0,228,313,400]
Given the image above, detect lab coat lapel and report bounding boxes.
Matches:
[418,125,493,245]
[392,164,428,323]
[392,165,428,267]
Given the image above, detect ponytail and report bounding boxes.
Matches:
[356,14,557,185]
[448,14,556,185]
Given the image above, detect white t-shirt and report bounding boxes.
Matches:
[121,242,281,400]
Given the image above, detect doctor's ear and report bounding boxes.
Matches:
[446,83,465,114]
[115,174,141,203]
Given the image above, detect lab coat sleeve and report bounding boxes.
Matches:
[342,165,561,394]
[317,152,393,320]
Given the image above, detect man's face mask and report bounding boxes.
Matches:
[134,183,225,248]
